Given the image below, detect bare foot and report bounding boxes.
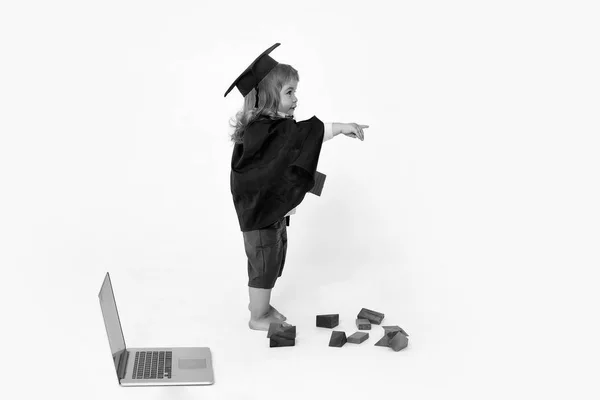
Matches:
[248,303,286,321]
[249,311,292,331]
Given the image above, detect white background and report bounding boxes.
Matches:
[1,0,599,399]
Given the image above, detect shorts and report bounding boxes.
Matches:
[243,216,288,289]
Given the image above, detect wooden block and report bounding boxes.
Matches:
[382,325,409,337]
[328,331,347,347]
[316,314,339,328]
[375,326,395,347]
[308,171,326,196]
[347,331,369,344]
[267,323,283,338]
[277,325,296,340]
[267,323,296,339]
[374,334,391,347]
[357,308,385,324]
[375,329,409,351]
[389,332,408,352]
[356,318,371,330]
[270,335,295,348]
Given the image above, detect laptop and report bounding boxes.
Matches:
[98,272,214,386]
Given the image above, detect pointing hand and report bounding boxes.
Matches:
[341,123,369,141]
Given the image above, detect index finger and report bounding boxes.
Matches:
[359,125,369,128]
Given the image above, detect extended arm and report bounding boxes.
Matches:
[331,122,368,141]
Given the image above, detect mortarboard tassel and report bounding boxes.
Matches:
[255,87,259,108]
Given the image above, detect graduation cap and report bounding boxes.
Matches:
[224,43,281,107]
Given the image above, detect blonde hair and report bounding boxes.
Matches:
[229,63,299,144]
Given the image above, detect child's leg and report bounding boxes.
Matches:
[248,287,271,319]
[248,286,290,331]
[244,217,289,330]
[247,293,287,321]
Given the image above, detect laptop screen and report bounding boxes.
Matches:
[98,273,127,374]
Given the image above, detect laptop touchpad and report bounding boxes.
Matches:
[178,358,207,369]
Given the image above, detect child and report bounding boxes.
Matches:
[225,43,368,331]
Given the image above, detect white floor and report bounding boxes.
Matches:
[6,227,598,400]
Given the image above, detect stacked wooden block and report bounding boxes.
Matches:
[267,323,296,348]
[374,325,409,352]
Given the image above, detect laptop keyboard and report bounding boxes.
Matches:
[132,351,172,379]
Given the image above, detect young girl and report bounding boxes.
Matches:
[225,43,368,331]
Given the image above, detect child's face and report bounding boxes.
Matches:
[278,80,298,116]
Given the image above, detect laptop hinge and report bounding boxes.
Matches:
[116,350,130,380]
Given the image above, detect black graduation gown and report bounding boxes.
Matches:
[231,115,325,232]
